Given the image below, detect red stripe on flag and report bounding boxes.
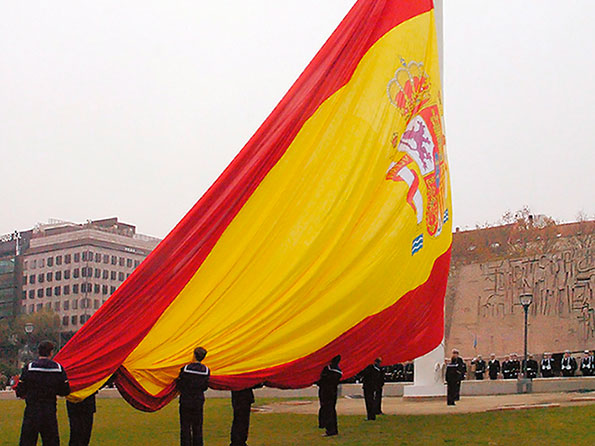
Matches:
[55,0,435,394]
[112,247,450,412]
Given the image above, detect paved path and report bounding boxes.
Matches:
[257,392,595,416]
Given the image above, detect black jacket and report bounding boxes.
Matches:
[488,359,500,378]
[177,362,210,407]
[361,364,384,390]
[318,365,342,400]
[16,358,70,406]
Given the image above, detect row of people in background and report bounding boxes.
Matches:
[471,350,595,380]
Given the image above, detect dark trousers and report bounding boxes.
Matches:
[318,396,338,435]
[489,373,498,380]
[475,372,484,380]
[454,380,461,401]
[67,411,94,446]
[363,387,382,420]
[180,403,204,446]
[446,381,458,405]
[230,400,251,446]
[20,404,59,446]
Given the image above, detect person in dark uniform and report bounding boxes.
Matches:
[317,355,342,437]
[177,346,210,446]
[488,353,500,380]
[451,349,465,401]
[540,353,555,377]
[580,351,593,376]
[361,358,384,420]
[230,384,262,446]
[445,354,462,406]
[523,354,538,379]
[16,340,71,446]
[501,355,512,379]
[66,393,96,446]
[473,355,486,380]
[404,362,414,382]
[560,350,577,377]
[510,354,521,379]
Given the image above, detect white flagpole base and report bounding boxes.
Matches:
[403,341,446,397]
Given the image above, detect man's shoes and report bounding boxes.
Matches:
[323,432,338,437]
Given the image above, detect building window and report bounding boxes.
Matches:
[32,259,37,269]
[56,255,62,265]
[119,257,125,266]
[72,299,78,310]
[110,271,116,281]
[62,316,69,326]
[47,257,53,267]
[39,258,45,268]
[28,290,35,299]
[73,284,79,294]
[126,273,130,279]
[36,303,43,311]
[46,302,51,310]
[79,315,85,325]
[74,252,80,263]
[81,267,87,278]
[55,301,61,311]
[55,271,62,281]
[24,260,28,270]
[102,285,108,295]
[111,256,117,265]
[46,287,52,297]
[94,299,100,309]
[71,315,77,325]
[38,274,44,283]
[54,286,61,296]
[88,251,94,262]
[73,268,80,278]
[103,254,109,264]
[110,286,116,294]
[29,275,35,284]
[118,272,125,281]
[134,260,140,268]
[94,284,100,294]
[64,270,70,280]
[64,285,70,295]
[22,290,26,300]
[64,300,70,311]
[23,275,28,285]
[82,251,88,262]
[65,254,71,264]
[102,270,108,280]
[94,268,100,279]
[126,258,133,268]
[37,289,43,298]
[46,272,53,282]
[29,304,34,313]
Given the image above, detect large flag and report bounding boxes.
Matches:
[56,0,451,411]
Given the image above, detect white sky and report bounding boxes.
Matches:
[1,1,594,238]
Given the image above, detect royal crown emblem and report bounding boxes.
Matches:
[385,58,449,254]
[387,59,431,120]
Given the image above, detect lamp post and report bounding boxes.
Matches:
[519,293,533,378]
[24,322,34,363]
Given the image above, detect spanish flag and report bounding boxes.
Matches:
[56,0,451,411]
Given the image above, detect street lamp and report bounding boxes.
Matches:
[519,293,533,378]
[24,322,34,363]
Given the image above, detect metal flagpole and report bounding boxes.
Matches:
[403,0,446,397]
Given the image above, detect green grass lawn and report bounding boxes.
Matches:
[1,399,594,445]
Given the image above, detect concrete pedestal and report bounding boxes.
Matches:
[403,342,446,397]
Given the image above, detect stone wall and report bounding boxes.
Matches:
[445,224,594,358]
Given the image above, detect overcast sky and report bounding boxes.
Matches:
[1,1,594,238]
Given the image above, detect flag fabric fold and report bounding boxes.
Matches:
[55,0,451,412]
